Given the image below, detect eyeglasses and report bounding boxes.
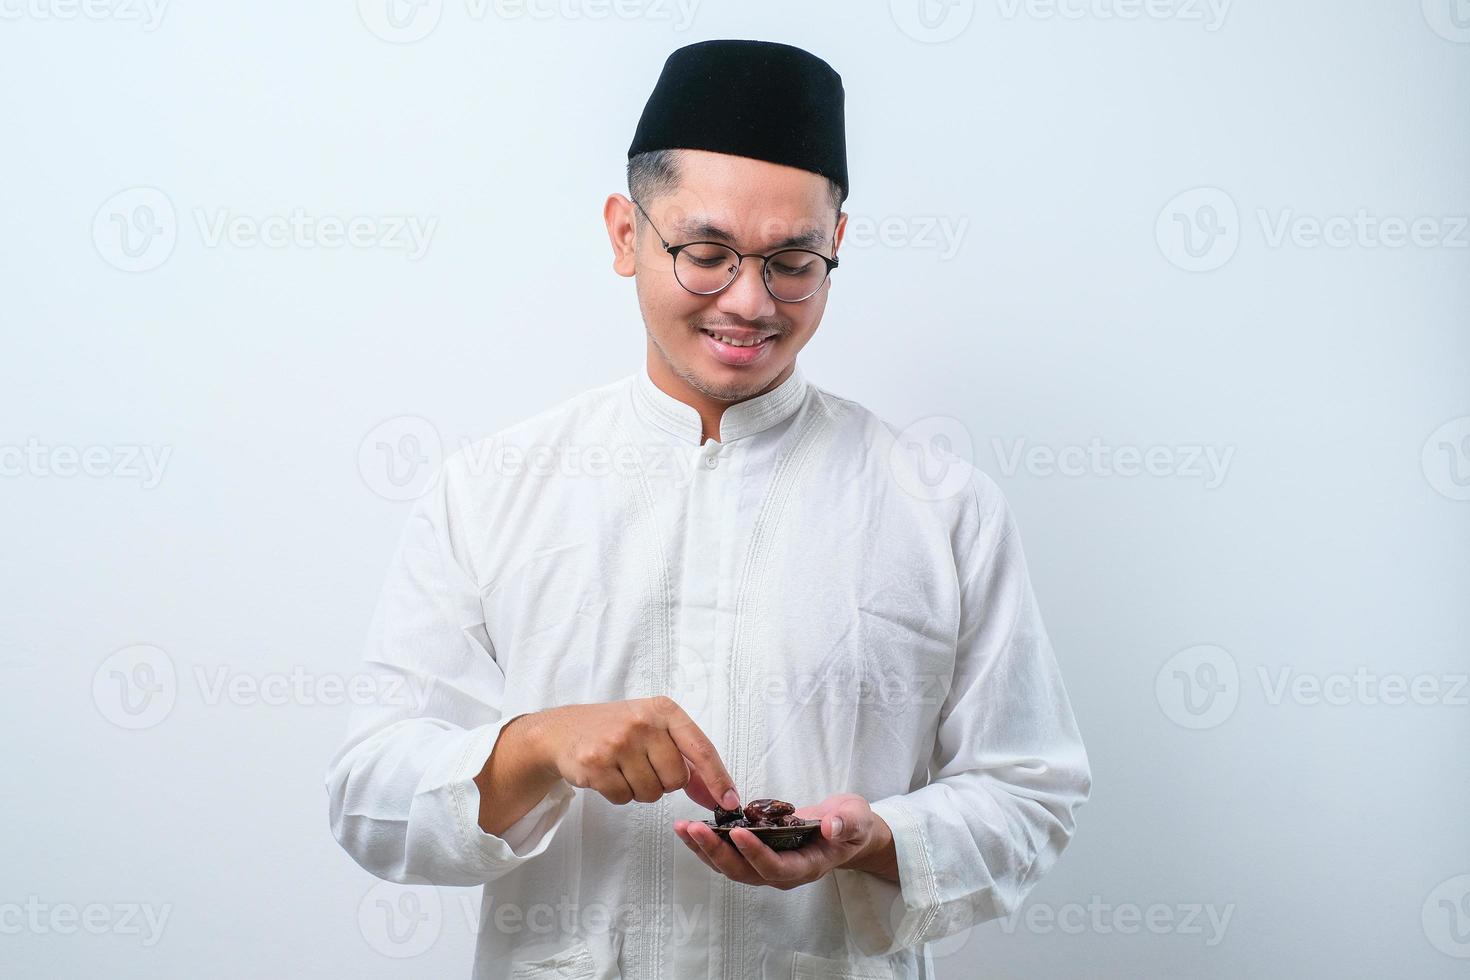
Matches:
[631,198,839,304]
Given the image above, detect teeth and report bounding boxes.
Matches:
[705,330,768,348]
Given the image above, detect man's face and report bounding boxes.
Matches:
[607,149,847,404]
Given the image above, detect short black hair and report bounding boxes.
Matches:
[627,148,844,227]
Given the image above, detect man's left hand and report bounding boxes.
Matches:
[672,793,894,890]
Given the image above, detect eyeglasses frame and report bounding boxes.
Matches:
[630,197,839,304]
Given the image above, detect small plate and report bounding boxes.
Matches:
[701,819,822,852]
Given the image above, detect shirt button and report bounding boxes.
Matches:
[703,453,718,470]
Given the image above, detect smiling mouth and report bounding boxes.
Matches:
[698,328,776,348]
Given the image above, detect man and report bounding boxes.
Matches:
[326,39,1090,980]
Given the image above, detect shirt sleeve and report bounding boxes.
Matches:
[324,456,575,886]
[834,473,1092,955]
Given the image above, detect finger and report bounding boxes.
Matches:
[654,699,740,811]
[591,771,636,806]
[682,766,718,811]
[678,823,732,878]
[619,756,666,804]
[824,799,869,845]
[686,822,760,884]
[646,738,691,796]
[795,797,864,846]
[823,813,847,843]
[673,821,724,875]
[728,828,819,883]
[686,822,746,872]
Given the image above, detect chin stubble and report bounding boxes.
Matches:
[645,320,787,403]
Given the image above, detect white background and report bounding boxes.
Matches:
[2,1,1468,977]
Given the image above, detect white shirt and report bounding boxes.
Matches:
[325,366,1091,980]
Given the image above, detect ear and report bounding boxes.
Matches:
[604,194,638,278]
[831,210,849,258]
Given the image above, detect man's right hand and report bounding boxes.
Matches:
[532,696,741,811]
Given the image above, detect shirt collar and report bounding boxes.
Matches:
[632,364,809,446]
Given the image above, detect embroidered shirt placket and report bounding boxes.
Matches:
[719,403,832,980]
[611,406,675,980]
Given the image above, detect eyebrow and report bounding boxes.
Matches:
[675,219,831,252]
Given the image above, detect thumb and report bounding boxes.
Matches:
[824,809,856,843]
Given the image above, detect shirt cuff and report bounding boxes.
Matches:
[447,719,576,876]
[833,796,978,956]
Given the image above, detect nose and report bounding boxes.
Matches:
[714,256,778,322]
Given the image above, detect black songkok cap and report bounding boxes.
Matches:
[627,39,849,203]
